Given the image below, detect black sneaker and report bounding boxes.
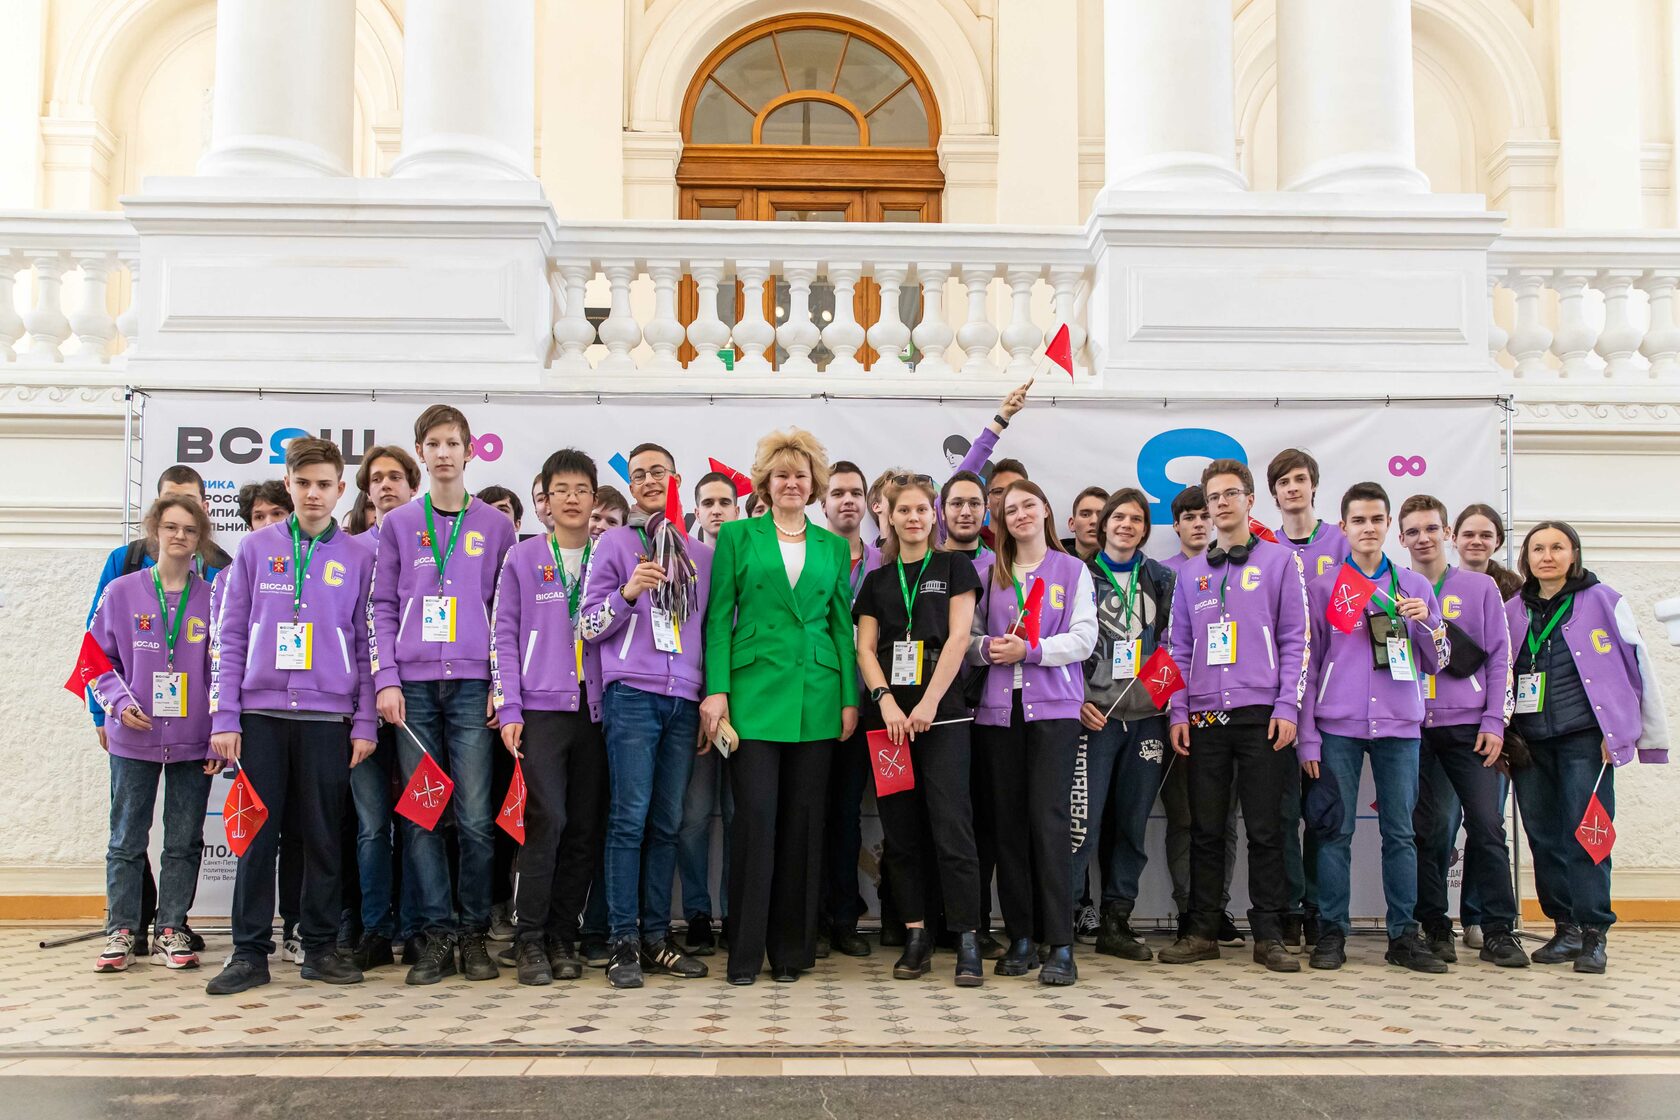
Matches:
[685,913,716,957]
[608,935,644,989]
[831,928,872,957]
[580,936,612,968]
[1427,927,1458,964]
[1074,904,1100,946]
[1303,912,1321,948]
[1217,912,1245,946]
[459,931,499,981]
[401,936,423,966]
[300,949,364,985]
[1532,923,1583,964]
[185,924,206,953]
[206,957,270,996]
[1309,926,1346,971]
[1574,928,1607,974]
[406,933,457,986]
[644,937,709,978]
[1479,931,1530,968]
[516,939,552,986]
[546,936,584,981]
[351,933,394,972]
[1386,929,1449,974]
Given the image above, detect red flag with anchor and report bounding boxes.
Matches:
[664,474,685,530]
[707,457,753,497]
[1327,563,1379,635]
[866,729,916,797]
[222,768,269,858]
[1011,579,1047,648]
[1044,323,1074,380]
[1576,765,1616,864]
[1139,647,1186,708]
[497,758,527,844]
[64,631,114,696]
[397,749,455,832]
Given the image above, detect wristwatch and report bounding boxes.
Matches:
[994,413,1010,429]
[869,686,890,703]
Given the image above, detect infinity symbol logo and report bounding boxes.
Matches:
[472,432,504,462]
[1388,455,1427,477]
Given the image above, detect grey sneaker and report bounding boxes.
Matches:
[1462,924,1484,949]
[488,903,516,942]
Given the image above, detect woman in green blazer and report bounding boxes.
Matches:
[702,428,858,984]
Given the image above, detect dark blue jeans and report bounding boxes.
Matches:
[1072,715,1168,909]
[601,683,699,942]
[1513,727,1616,929]
[1317,734,1420,939]
[106,755,210,934]
[397,678,494,936]
[1413,725,1516,935]
[677,746,733,919]
[349,724,398,938]
[1281,763,1319,917]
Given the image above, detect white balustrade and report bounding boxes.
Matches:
[1050,267,1085,378]
[866,264,912,377]
[823,263,865,377]
[642,261,685,375]
[733,260,774,375]
[22,253,70,362]
[1639,274,1680,381]
[1001,266,1043,380]
[686,261,730,375]
[1548,270,1596,379]
[776,261,820,377]
[957,266,1001,379]
[909,263,953,378]
[0,213,138,365]
[596,264,642,374]
[68,255,117,365]
[551,262,595,375]
[0,257,23,361]
[1595,270,1643,380]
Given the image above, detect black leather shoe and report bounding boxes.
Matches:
[206,957,270,996]
[1309,927,1346,970]
[1217,912,1245,946]
[727,972,756,986]
[1532,923,1583,964]
[831,928,872,957]
[892,928,934,980]
[1386,929,1449,974]
[1158,934,1219,964]
[1574,928,1607,974]
[515,939,552,986]
[955,932,984,988]
[1253,939,1300,973]
[685,913,716,957]
[644,937,709,978]
[301,949,363,985]
[1095,904,1152,961]
[1479,931,1530,968]
[1039,944,1077,986]
[406,933,457,986]
[771,964,800,983]
[879,921,907,948]
[607,936,644,989]
[546,936,584,980]
[1427,927,1458,963]
[459,931,499,981]
[351,933,394,972]
[975,931,1007,961]
[995,937,1039,976]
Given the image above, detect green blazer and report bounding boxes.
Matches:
[703,514,859,743]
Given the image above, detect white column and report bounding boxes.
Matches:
[822,264,865,378]
[551,263,595,375]
[22,253,69,361]
[596,264,642,374]
[910,264,954,377]
[1506,271,1554,380]
[776,262,821,377]
[686,261,730,375]
[1276,0,1428,193]
[1640,273,1680,381]
[642,261,685,374]
[733,261,775,375]
[866,266,912,377]
[1595,271,1644,380]
[957,267,1001,379]
[68,256,117,365]
[391,0,536,180]
[198,0,355,177]
[1549,271,1598,379]
[1101,0,1245,195]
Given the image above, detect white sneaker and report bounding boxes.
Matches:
[95,929,135,973]
[152,927,200,970]
[283,936,305,964]
[1463,924,1484,949]
[1074,904,1100,945]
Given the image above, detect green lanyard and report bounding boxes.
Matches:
[1096,554,1139,631]
[149,568,191,669]
[288,515,333,620]
[1433,567,1450,598]
[1215,535,1257,613]
[1011,574,1029,619]
[636,527,651,556]
[896,556,927,636]
[1526,593,1574,660]
[1373,565,1401,623]
[550,536,591,617]
[423,495,470,588]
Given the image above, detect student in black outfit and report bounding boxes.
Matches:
[855,476,985,987]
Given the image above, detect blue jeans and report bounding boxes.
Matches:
[349,725,398,938]
[397,678,495,935]
[601,682,699,941]
[1317,734,1421,939]
[1513,727,1616,929]
[1072,715,1168,909]
[107,755,210,934]
[677,746,734,918]
[1281,763,1319,916]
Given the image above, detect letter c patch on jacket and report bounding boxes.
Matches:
[464,531,486,557]
[186,617,208,643]
[323,560,346,587]
[1240,565,1262,591]
[1050,584,1066,610]
[1316,555,1335,577]
[1590,628,1613,654]
[1440,594,1462,620]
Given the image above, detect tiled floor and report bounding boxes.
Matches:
[5,926,1679,1060]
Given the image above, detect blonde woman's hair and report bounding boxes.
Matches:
[750,428,830,509]
[880,475,940,564]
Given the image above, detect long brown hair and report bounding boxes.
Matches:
[993,480,1065,587]
[1454,502,1523,598]
[143,494,214,568]
[880,476,940,564]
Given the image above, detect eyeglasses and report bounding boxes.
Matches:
[1205,487,1250,506]
[547,485,595,499]
[629,466,671,485]
[1400,524,1445,541]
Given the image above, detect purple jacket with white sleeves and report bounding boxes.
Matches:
[1424,565,1512,737]
[1168,537,1310,728]
[491,536,603,724]
[577,525,712,704]
[210,520,377,743]
[1297,561,1447,762]
[965,549,1097,726]
[90,569,214,762]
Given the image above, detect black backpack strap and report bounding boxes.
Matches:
[120,539,148,576]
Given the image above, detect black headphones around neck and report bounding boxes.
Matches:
[1206,535,1258,568]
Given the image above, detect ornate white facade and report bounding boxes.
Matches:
[3,0,1680,911]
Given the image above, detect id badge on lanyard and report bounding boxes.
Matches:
[651,607,682,653]
[1112,639,1142,680]
[151,671,187,717]
[1515,672,1545,714]
[1206,621,1237,666]
[891,640,924,686]
[422,595,457,643]
[1386,636,1415,681]
[276,622,313,669]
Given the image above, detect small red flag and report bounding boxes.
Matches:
[64,631,114,696]
[497,758,527,844]
[1249,518,1279,544]
[1576,792,1616,864]
[1015,579,1046,648]
[866,729,916,797]
[396,750,455,831]
[664,474,685,530]
[707,457,753,498]
[1327,563,1379,634]
[1139,647,1185,708]
[1044,323,1074,380]
[222,768,269,858]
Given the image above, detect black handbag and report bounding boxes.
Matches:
[1441,618,1488,678]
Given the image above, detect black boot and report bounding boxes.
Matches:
[515,939,552,986]
[1094,901,1152,961]
[995,937,1039,976]
[1532,923,1583,964]
[892,928,935,980]
[1574,927,1607,974]
[1426,924,1458,964]
[955,932,984,988]
[1038,944,1077,986]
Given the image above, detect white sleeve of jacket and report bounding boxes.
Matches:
[1037,567,1099,667]
[1615,597,1671,754]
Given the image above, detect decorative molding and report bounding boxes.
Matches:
[0,503,126,549]
[0,381,128,416]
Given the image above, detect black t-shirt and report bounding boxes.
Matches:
[853,550,981,723]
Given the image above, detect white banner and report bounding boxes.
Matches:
[139,388,1505,923]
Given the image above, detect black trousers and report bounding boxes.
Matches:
[1187,718,1293,941]
[492,730,518,910]
[976,695,1079,946]
[877,721,981,932]
[515,710,607,944]
[230,714,351,963]
[727,738,832,978]
[820,732,871,934]
[971,730,998,933]
[1413,723,1518,936]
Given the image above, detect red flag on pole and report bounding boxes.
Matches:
[664,474,685,529]
[222,768,269,858]
[1139,647,1186,708]
[707,457,753,497]
[1576,769,1616,864]
[1018,579,1046,648]
[866,729,916,797]
[64,631,114,696]
[1044,323,1074,380]
[397,749,455,831]
[1248,518,1279,544]
[497,758,527,844]
[1327,563,1379,634]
